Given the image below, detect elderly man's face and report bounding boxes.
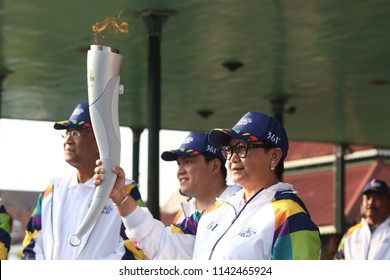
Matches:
[362,191,390,227]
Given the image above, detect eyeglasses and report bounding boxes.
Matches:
[220,142,271,160]
[61,130,90,139]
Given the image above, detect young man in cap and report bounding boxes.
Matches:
[22,103,144,260]
[160,132,241,224]
[94,111,321,259]
[335,179,390,260]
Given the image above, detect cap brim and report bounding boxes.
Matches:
[209,128,261,147]
[161,149,201,161]
[54,120,92,130]
[362,188,389,195]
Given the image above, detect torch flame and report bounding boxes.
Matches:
[92,12,128,43]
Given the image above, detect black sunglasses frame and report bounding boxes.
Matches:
[220,142,273,160]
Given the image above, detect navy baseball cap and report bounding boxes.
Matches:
[362,179,390,195]
[161,131,225,163]
[54,103,92,130]
[208,112,289,160]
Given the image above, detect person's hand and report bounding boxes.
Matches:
[94,159,138,216]
[94,159,127,203]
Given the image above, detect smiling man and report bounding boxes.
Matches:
[161,131,241,224]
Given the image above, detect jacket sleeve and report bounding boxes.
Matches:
[22,189,47,260]
[120,182,146,260]
[334,224,360,260]
[271,191,322,260]
[122,206,200,260]
[334,234,346,260]
[0,204,12,260]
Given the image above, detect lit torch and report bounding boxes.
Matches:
[68,14,127,247]
[91,12,128,44]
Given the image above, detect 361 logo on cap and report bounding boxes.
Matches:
[266,131,282,144]
[206,144,218,155]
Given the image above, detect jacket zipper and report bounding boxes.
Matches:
[208,188,264,259]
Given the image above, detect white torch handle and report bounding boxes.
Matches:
[68,45,123,247]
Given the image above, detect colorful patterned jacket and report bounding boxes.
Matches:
[124,182,322,260]
[22,175,144,260]
[0,204,12,260]
[172,184,242,224]
[335,216,390,259]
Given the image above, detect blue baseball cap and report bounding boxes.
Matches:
[161,131,226,163]
[54,103,92,130]
[362,179,390,195]
[208,112,289,160]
